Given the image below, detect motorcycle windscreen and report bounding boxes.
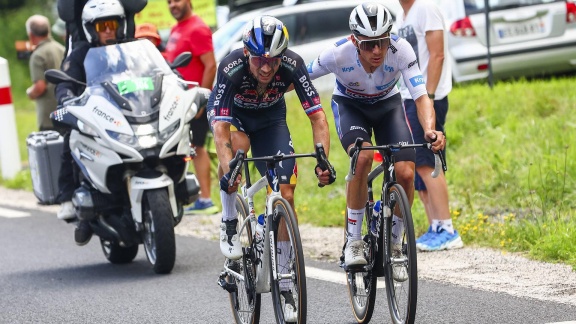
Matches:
[83,40,173,122]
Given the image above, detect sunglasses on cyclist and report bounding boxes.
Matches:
[94,20,119,32]
[249,55,281,69]
[354,36,391,51]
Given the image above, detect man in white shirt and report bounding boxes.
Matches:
[397,0,463,251]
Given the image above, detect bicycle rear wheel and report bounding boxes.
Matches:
[345,206,377,324]
[383,184,417,324]
[269,198,306,323]
[228,193,261,324]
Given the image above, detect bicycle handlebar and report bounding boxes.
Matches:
[345,137,447,182]
[226,143,336,188]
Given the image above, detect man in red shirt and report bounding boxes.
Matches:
[165,0,218,214]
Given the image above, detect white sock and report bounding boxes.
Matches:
[220,190,237,222]
[440,219,455,234]
[278,241,291,291]
[199,197,211,203]
[431,219,441,232]
[391,215,404,245]
[346,208,364,242]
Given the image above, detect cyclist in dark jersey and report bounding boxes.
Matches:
[207,15,335,260]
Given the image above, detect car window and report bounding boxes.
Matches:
[464,0,565,15]
[213,19,247,53]
[299,8,352,44]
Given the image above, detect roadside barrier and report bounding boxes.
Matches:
[0,57,22,179]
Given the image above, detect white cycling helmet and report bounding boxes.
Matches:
[242,15,289,57]
[82,0,126,44]
[349,2,393,37]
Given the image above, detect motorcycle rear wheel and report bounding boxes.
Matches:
[100,239,138,264]
[142,188,176,274]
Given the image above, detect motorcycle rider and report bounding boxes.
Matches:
[55,0,127,245]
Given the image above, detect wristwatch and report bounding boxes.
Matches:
[428,93,435,100]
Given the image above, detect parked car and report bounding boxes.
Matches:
[213,0,402,91]
[434,0,576,83]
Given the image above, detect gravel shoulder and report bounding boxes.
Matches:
[2,187,575,307]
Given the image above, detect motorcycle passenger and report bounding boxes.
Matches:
[55,0,127,245]
[306,3,446,267]
[209,15,335,262]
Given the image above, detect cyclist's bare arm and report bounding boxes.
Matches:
[308,111,332,181]
[414,94,445,152]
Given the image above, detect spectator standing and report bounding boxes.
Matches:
[397,0,463,251]
[25,15,65,131]
[135,22,165,52]
[165,0,218,215]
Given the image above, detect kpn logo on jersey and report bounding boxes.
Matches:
[409,75,425,87]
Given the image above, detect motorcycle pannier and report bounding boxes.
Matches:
[26,131,63,205]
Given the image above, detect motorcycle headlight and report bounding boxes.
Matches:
[158,119,181,143]
[77,120,99,137]
[106,130,138,147]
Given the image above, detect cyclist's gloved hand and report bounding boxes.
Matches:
[315,162,336,187]
[219,172,232,193]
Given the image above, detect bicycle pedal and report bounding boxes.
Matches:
[217,275,238,293]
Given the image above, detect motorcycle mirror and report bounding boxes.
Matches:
[170,52,192,69]
[45,69,87,86]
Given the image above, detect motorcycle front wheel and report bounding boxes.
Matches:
[142,188,176,274]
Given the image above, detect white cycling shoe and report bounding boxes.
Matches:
[344,240,367,267]
[220,220,242,260]
[392,244,408,282]
[281,290,298,323]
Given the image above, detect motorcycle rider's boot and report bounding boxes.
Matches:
[220,219,242,260]
[74,220,93,246]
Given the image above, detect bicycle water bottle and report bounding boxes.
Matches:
[371,200,381,237]
[255,214,265,252]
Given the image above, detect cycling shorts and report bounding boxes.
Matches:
[207,103,297,185]
[331,93,415,162]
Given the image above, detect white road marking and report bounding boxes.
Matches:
[0,207,30,218]
[306,266,387,289]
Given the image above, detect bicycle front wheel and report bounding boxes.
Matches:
[346,206,377,324]
[269,198,306,324]
[383,184,417,324]
[228,193,261,324]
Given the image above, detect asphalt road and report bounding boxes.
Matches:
[1,205,575,323]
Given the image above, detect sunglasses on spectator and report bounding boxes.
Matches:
[249,55,281,69]
[354,36,391,51]
[95,20,119,32]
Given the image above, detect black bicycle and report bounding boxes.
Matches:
[342,137,445,324]
[218,144,335,324]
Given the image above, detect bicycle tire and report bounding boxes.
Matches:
[269,198,307,324]
[228,193,261,324]
[345,206,377,324]
[383,184,417,324]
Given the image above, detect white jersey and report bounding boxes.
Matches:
[396,0,452,100]
[307,35,427,105]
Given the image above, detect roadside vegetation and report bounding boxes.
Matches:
[1,2,574,269]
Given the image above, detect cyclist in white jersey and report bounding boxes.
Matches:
[307,2,446,266]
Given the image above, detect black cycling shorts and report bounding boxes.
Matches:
[207,102,297,185]
[331,93,415,162]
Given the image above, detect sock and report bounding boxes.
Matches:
[391,214,404,245]
[431,219,441,232]
[199,197,212,203]
[346,208,364,242]
[440,219,455,234]
[220,190,237,221]
[278,241,291,291]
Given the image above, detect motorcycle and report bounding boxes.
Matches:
[45,40,211,274]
